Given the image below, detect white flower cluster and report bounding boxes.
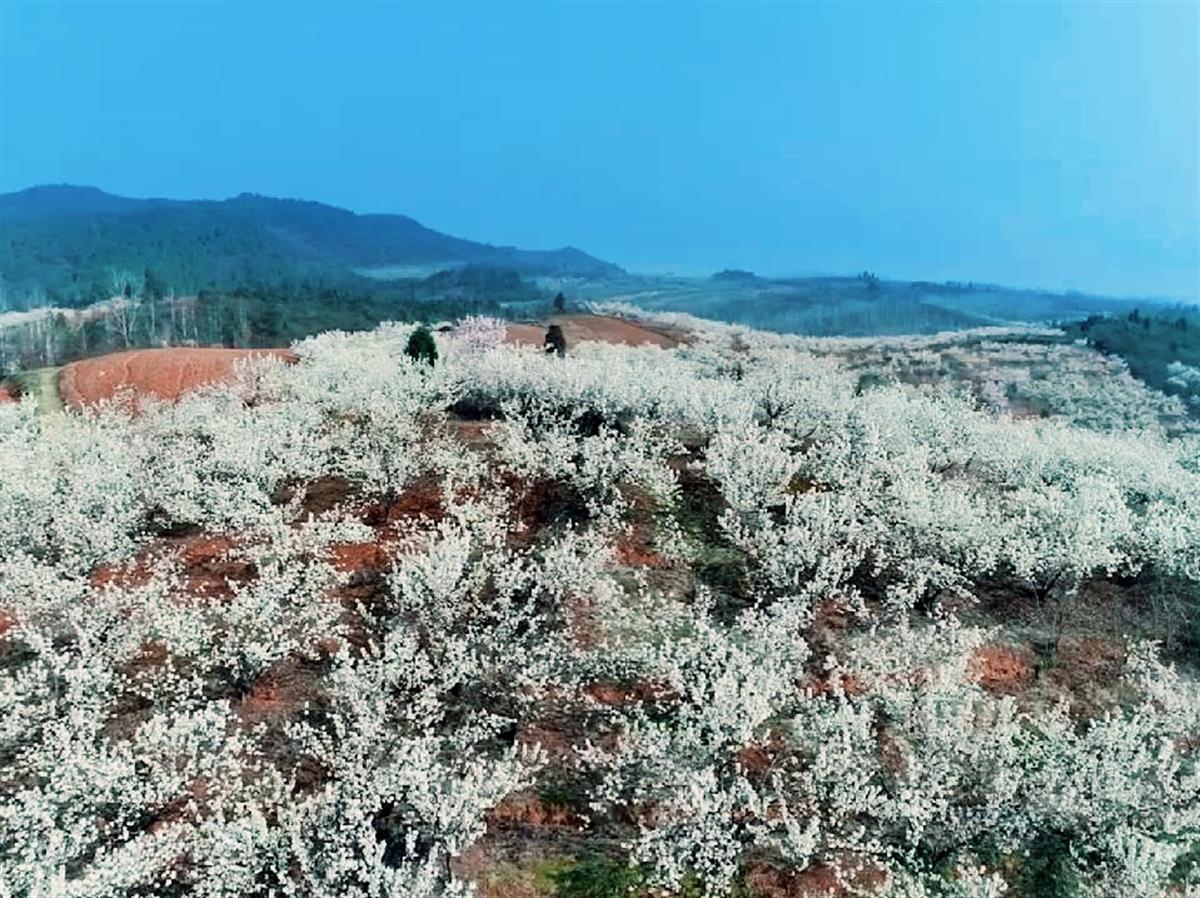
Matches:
[449,316,507,355]
[0,316,1196,896]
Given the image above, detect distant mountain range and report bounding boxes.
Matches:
[0,185,620,305]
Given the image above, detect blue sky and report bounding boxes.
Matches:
[1,0,1196,298]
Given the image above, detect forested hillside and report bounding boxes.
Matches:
[0,185,619,306]
[589,271,1156,337]
[1062,306,1200,412]
[0,278,543,375]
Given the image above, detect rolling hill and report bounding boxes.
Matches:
[0,185,620,305]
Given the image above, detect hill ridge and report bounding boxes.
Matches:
[0,184,621,304]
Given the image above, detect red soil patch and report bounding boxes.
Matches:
[175,535,255,599]
[504,314,682,350]
[451,419,496,453]
[736,731,788,778]
[129,640,171,674]
[613,487,667,567]
[503,324,547,347]
[386,479,446,523]
[0,385,17,404]
[968,644,1038,695]
[91,554,157,591]
[515,722,577,764]
[812,597,856,631]
[877,725,910,776]
[614,529,666,567]
[583,679,677,706]
[563,593,604,649]
[803,672,869,699]
[746,858,889,898]
[1054,636,1127,687]
[610,800,669,828]
[311,635,344,658]
[328,541,391,574]
[322,539,395,651]
[0,608,15,637]
[517,717,620,765]
[90,533,254,600]
[148,777,212,835]
[59,347,297,410]
[276,474,358,518]
[501,476,566,549]
[554,314,681,348]
[485,791,584,830]
[236,659,322,723]
[807,597,858,657]
[358,477,446,530]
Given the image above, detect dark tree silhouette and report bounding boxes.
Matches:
[544,324,566,356]
[405,326,438,366]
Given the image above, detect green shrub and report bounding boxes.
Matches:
[553,856,645,898]
[544,324,567,356]
[1015,830,1082,898]
[1170,839,1200,889]
[404,326,438,366]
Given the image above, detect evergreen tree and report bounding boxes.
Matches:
[405,325,438,366]
[544,324,566,356]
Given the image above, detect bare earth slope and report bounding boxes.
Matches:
[505,313,684,349]
[59,347,298,409]
[57,316,676,411]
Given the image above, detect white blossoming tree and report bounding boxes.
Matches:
[0,312,1196,897]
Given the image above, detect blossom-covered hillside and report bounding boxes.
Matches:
[1,313,1197,898]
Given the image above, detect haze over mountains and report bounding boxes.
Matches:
[0,183,1185,345]
[0,184,620,306]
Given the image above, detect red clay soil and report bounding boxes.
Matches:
[614,529,667,567]
[328,541,392,574]
[1053,636,1127,687]
[357,477,446,529]
[736,731,788,779]
[127,640,172,675]
[503,324,548,347]
[90,533,255,600]
[745,857,889,898]
[176,535,257,599]
[148,777,212,835]
[0,608,15,637]
[504,314,683,349]
[803,672,869,699]
[90,553,157,592]
[484,790,584,830]
[968,644,1038,695]
[59,347,298,410]
[236,658,323,723]
[562,593,604,650]
[451,419,496,452]
[0,385,17,404]
[583,679,677,706]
